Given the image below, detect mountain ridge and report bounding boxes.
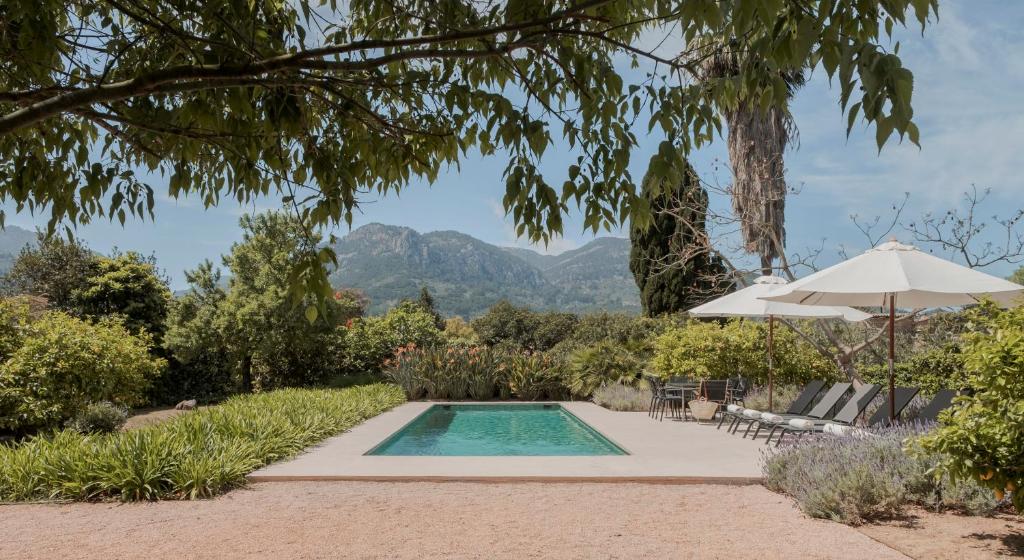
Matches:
[328,223,639,317]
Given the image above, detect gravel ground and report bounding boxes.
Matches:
[858,506,1024,559]
[0,482,907,560]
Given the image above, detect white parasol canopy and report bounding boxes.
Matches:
[689,275,872,321]
[761,239,1024,308]
[762,239,1024,420]
[688,275,870,409]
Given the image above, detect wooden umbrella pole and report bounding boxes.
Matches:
[768,315,774,412]
[888,293,896,421]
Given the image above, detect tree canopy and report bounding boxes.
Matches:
[629,160,728,316]
[0,0,935,302]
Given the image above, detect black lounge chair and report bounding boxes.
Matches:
[913,388,958,423]
[747,382,852,440]
[864,386,921,427]
[718,380,825,432]
[772,383,882,445]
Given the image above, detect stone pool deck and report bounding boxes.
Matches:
[249,402,763,483]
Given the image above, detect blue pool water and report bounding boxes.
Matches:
[366,404,627,456]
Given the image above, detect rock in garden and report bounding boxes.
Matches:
[175,399,197,411]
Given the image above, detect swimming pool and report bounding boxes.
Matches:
[366,404,627,456]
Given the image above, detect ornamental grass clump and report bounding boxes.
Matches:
[0,384,404,502]
[763,424,998,525]
[592,384,651,412]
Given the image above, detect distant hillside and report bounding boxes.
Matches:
[0,225,38,274]
[328,223,640,317]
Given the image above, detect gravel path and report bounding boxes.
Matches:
[0,482,906,560]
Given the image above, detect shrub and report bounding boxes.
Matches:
[504,352,568,400]
[0,312,165,433]
[442,317,479,345]
[763,425,998,525]
[916,301,1024,511]
[0,384,405,502]
[860,343,968,395]
[650,319,837,385]
[566,340,644,398]
[340,301,442,375]
[593,384,652,411]
[67,402,128,434]
[471,301,577,351]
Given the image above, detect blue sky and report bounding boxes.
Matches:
[4,0,1023,290]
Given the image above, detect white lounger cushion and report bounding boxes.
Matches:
[822,423,853,436]
[788,418,816,430]
[742,409,763,419]
[727,404,744,413]
[760,412,785,424]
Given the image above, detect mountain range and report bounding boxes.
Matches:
[0,223,642,317]
[328,223,640,317]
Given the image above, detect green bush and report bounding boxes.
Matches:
[67,402,128,434]
[592,384,651,411]
[505,352,568,400]
[860,343,968,395]
[340,301,442,375]
[764,425,998,525]
[384,343,571,401]
[471,301,577,351]
[566,340,644,398]
[0,384,405,501]
[917,301,1024,511]
[650,319,837,385]
[0,312,165,433]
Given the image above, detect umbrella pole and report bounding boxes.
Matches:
[768,315,774,411]
[888,294,896,421]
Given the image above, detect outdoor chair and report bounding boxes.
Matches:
[645,376,664,418]
[771,383,881,446]
[743,382,852,440]
[912,389,958,424]
[718,380,825,432]
[726,377,749,405]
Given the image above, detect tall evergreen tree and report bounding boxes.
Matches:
[629,161,729,316]
[416,286,445,330]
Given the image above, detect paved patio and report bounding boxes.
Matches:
[249,402,763,483]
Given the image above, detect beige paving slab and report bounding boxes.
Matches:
[249,402,764,482]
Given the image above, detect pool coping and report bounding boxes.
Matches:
[248,401,764,484]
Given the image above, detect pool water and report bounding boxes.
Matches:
[366,404,627,456]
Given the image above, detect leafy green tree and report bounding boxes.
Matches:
[650,319,838,385]
[218,212,358,390]
[159,261,235,404]
[917,301,1024,511]
[339,301,443,376]
[0,1,934,297]
[471,300,576,351]
[0,311,164,433]
[629,161,729,316]
[1,234,95,312]
[74,251,172,338]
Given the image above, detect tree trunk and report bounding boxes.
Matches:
[240,353,253,393]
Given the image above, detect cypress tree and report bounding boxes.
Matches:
[629,160,730,316]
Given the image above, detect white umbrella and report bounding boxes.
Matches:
[689,275,871,409]
[763,239,1024,420]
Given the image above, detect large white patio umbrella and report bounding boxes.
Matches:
[688,275,871,409]
[763,239,1024,420]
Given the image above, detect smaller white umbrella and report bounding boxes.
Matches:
[689,275,871,409]
[763,239,1024,420]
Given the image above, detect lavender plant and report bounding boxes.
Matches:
[763,424,998,525]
